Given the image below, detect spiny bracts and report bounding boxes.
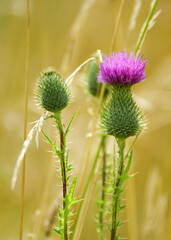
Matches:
[37,68,70,112]
[101,85,145,139]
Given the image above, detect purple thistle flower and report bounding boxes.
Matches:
[98,51,147,85]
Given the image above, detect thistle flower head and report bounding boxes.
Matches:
[36,68,70,113]
[98,51,147,85]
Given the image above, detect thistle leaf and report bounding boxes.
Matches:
[41,130,53,146]
[64,112,77,138]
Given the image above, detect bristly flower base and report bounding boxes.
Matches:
[101,85,144,139]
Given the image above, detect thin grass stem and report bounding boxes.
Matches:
[72,1,126,236]
[125,172,138,240]
[124,135,139,240]
[72,135,106,238]
[135,0,159,54]
[74,147,103,240]
[66,57,95,85]
[19,1,30,240]
[110,0,125,52]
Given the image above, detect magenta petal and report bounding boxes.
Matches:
[97,51,147,85]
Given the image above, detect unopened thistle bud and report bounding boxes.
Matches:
[86,59,108,98]
[98,51,147,139]
[36,68,70,113]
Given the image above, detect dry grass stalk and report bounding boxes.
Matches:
[73,155,101,240]
[20,1,30,239]
[110,0,125,52]
[75,50,103,198]
[33,152,56,240]
[148,9,162,30]
[43,200,58,237]
[128,0,142,33]
[11,112,48,190]
[61,0,96,73]
[73,0,126,237]
[125,164,138,240]
[66,57,95,85]
[142,167,169,240]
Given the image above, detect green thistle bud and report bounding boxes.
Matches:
[101,85,145,139]
[86,60,108,98]
[37,68,70,112]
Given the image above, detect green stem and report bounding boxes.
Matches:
[99,139,107,239]
[54,111,68,240]
[135,0,159,54]
[72,135,106,238]
[111,138,126,240]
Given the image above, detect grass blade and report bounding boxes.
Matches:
[135,0,159,54]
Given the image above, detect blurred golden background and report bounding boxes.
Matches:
[0,0,171,239]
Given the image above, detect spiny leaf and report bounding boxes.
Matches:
[44,114,55,120]
[53,142,61,159]
[118,220,128,227]
[116,234,119,240]
[67,163,73,172]
[41,130,62,159]
[54,227,63,235]
[123,135,138,161]
[67,175,71,181]
[119,204,126,210]
[41,130,53,146]
[65,148,69,165]
[107,223,111,231]
[64,112,77,138]
[68,177,77,200]
[124,150,133,175]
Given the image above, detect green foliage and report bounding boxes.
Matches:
[110,147,133,239]
[54,177,78,239]
[42,112,77,240]
[101,85,145,139]
[109,137,138,240]
[135,0,159,54]
[64,112,77,138]
[37,69,70,112]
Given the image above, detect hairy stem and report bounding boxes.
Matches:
[54,112,68,240]
[111,139,125,240]
[99,139,107,239]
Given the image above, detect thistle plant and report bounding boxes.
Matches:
[36,68,78,240]
[86,58,109,239]
[98,51,147,240]
[9,0,161,239]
